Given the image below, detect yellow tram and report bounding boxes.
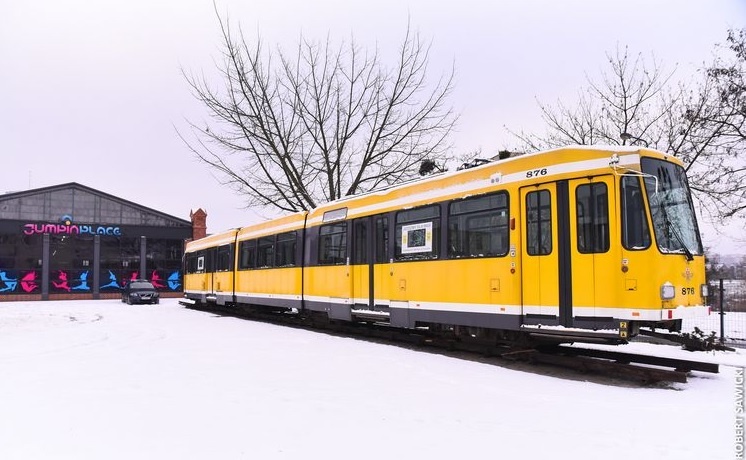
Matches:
[184,146,709,341]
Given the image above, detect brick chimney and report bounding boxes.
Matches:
[190,208,207,240]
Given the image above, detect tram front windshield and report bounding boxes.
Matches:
[641,157,703,257]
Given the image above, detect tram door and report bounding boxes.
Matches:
[350,215,390,311]
[520,184,561,321]
[351,218,374,310]
[568,175,617,325]
[199,248,215,300]
[520,176,617,327]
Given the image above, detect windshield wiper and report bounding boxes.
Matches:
[660,204,694,261]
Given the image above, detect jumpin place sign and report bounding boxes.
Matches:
[22,215,122,237]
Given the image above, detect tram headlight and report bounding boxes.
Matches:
[660,282,676,300]
[701,284,709,297]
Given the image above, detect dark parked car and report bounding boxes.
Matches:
[121,280,160,305]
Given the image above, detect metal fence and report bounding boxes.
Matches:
[681,279,746,348]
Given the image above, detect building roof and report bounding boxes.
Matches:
[0,182,191,227]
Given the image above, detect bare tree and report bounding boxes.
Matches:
[671,28,746,221]
[180,14,457,212]
[510,37,746,222]
[509,46,677,150]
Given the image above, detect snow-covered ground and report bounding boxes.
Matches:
[0,299,743,460]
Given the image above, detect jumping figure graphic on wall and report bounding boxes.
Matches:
[0,271,17,292]
[72,271,90,291]
[52,271,71,292]
[20,271,38,293]
[100,270,120,289]
[150,270,166,289]
[167,271,181,290]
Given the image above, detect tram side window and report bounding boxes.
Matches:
[215,244,233,272]
[375,216,389,263]
[576,183,610,253]
[319,222,347,265]
[352,220,368,265]
[238,240,257,270]
[198,250,213,273]
[621,176,651,250]
[395,205,440,261]
[275,231,297,267]
[448,192,509,258]
[257,236,275,268]
[186,253,199,274]
[526,190,552,256]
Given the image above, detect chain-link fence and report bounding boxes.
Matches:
[681,279,746,348]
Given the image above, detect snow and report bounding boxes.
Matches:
[0,299,743,460]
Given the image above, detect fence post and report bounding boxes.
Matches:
[719,278,725,345]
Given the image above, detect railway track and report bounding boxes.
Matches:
[500,346,719,384]
[181,300,720,385]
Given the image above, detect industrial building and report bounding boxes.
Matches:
[0,183,205,301]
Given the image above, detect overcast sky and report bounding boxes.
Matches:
[1,0,745,253]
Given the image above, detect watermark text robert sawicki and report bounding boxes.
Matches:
[736,367,745,459]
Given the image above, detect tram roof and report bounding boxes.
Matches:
[305,145,671,225]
